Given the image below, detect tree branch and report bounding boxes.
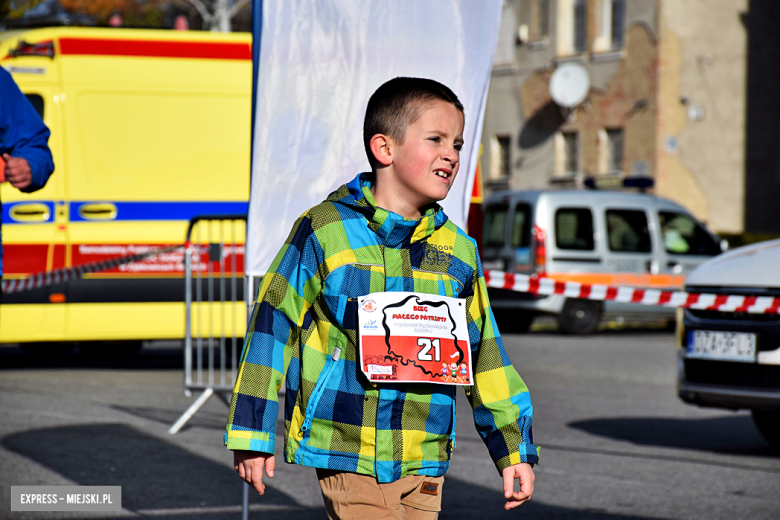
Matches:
[182,0,214,23]
[229,0,250,18]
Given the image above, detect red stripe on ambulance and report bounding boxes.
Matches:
[58,38,252,61]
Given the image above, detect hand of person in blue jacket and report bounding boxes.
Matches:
[502,462,535,510]
[234,450,275,495]
[3,153,32,190]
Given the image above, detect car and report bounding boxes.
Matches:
[481,187,723,334]
[677,239,780,448]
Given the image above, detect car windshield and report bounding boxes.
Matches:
[659,211,721,256]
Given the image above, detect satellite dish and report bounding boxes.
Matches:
[549,62,590,108]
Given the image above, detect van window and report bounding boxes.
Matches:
[658,211,720,256]
[484,204,508,247]
[606,209,651,253]
[555,207,594,250]
[25,94,44,119]
[512,203,532,247]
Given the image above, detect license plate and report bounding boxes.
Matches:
[687,330,757,363]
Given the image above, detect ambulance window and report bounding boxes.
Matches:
[25,94,44,119]
[555,207,594,250]
[658,211,720,256]
[511,203,532,248]
[484,204,508,247]
[606,209,651,253]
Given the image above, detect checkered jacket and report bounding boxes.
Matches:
[225,172,539,483]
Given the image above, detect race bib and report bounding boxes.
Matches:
[358,292,472,385]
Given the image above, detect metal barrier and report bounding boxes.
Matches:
[169,215,248,435]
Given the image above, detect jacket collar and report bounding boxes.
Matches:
[329,172,448,247]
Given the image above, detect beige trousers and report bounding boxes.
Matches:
[316,469,444,520]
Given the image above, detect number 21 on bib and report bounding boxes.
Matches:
[358,292,473,385]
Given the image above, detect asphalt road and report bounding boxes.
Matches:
[1,330,778,520]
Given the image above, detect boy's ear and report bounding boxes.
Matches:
[369,134,394,167]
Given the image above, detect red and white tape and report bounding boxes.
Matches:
[1,245,182,295]
[484,270,780,315]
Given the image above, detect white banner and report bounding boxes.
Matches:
[247,0,502,276]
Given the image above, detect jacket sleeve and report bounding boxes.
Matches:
[0,68,54,192]
[224,213,322,453]
[463,246,540,473]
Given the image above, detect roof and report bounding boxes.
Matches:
[484,188,694,213]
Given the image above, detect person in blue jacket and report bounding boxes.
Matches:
[0,67,55,276]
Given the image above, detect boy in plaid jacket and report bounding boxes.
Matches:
[226,77,539,519]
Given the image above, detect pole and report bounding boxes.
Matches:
[239,3,264,516]
[250,0,263,185]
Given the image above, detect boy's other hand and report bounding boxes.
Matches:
[2,154,32,189]
[234,450,275,495]
[502,462,535,510]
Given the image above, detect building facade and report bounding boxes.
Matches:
[482,0,752,234]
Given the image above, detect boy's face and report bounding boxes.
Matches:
[384,99,464,209]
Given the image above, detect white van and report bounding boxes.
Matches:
[481,189,723,334]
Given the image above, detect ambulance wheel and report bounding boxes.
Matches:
[752,410,780,449]
[559,299,602,335]
[19,342,75,357]
[493,309,534,334]
[79,340,143,359]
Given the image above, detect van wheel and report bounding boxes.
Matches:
[559,299,602,335]
[492,309,535,334]
[752,410,780,448]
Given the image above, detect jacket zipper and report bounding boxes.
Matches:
[300,346,342,433]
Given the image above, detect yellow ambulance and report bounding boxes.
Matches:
[0,27,251,352]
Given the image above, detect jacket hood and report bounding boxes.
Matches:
[327,172,449,247]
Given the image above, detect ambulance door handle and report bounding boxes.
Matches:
[79,203,117,220]
[9,203,51,222]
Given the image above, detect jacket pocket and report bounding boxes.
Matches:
[300,345,342,436]
[410,268,464,298]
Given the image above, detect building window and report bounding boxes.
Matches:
[489,135,512,179]
[573,0,588,53]
[611,0,625,49]
[494,3,517,66]
[563,131,579,174]
[535,0,550,38]
[606,129,624,173]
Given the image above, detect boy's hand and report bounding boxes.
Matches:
[234,450,275,495]
[2,154,32,189]
[502,462,535,510]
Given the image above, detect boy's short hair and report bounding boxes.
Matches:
[363,77,464,169]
